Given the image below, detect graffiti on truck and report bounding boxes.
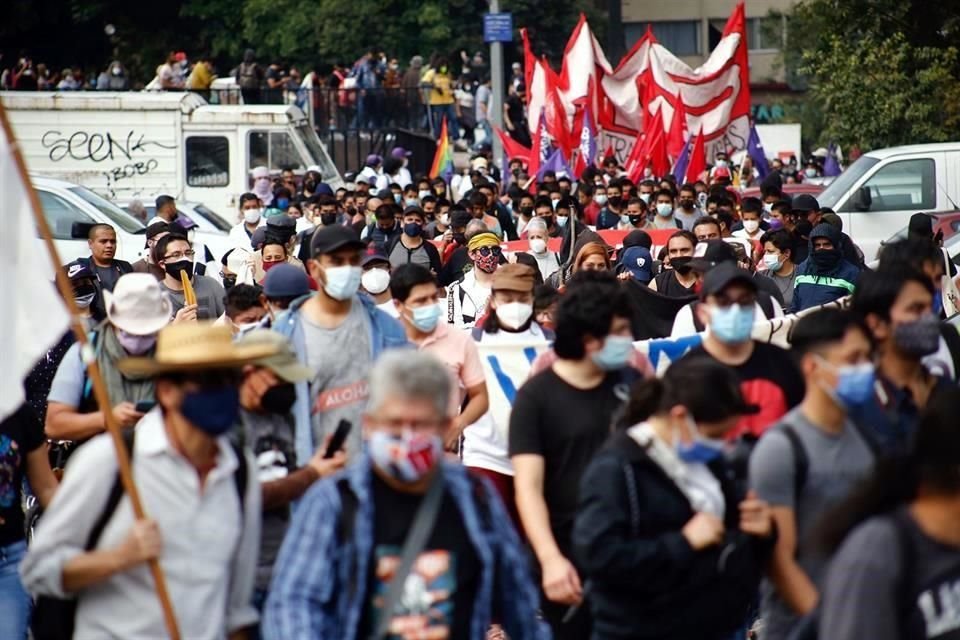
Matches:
[41,130,176,164]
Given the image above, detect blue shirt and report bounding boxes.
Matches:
[262,457,551,640]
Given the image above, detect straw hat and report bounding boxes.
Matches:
[118,322,279,376]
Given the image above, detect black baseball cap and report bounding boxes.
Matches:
[310,225,365,257]
[699,262,758,300]
[792,194,820,212]
[64,260,95,282]
[362,252,390,268]
[688,239,738,272]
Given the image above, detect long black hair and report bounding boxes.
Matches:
[816,388,960,554]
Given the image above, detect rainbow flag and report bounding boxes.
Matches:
[429,116,454,181]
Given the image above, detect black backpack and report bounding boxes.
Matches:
[31,429,248,640]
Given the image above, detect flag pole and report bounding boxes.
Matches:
[0,99,182,640]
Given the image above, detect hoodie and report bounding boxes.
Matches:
[790,223,860,313]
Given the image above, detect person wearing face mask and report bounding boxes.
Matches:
[23,323,269,640]
[220,283,268,335]
[156,233,226,321]
[235,330,347,621]
[386,206,442,273]
[230,192,265,251]
[732,205,765,244]
[575,356,775,640]
[681,263,804,440]
[360,253,398,318]
[513,193,536,238]
[750,308,879,640]
[390,264,489,451]
[263,351,547,640]
[361,203,402,254]
[511,271,651,639]
[650,189,682,230]
[789,223,860,313]
[674,183,704,231]
[256,263,312,329]
[649,231,698,297]
[850,269,953,455]
[759,229,798,311]
[388,146,414,188]
[45,273,171,455]
[618,197,650,231]
[525,217,562,281]
[272,225,408,468]
[447,232,503,329]
[252,165,275,207]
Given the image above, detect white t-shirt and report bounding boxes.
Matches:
[462,323,551,476]
[376,299,400,318]
[446,270,491,329]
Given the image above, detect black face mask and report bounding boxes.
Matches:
[221,275,237,290]
[304,180,318,193]
[520,206,534,217]
[320,213,338,226]
[73,284,97,299]
[679,199,695,210]
[810,249,841,272]
[607,197,622,209]
[671,256,694,275]
[452,232,467,245]
[164,260,192,281]
[628,214,645,226]
[261,383,297,415]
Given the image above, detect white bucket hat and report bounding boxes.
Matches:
[103,273,173,336]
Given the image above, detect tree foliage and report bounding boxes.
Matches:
[774,0,960,151]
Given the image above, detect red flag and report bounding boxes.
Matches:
[527,109,546,190]
[543,75,571,157]
[626,107,669,181]
[521,28,536,99]
[666,96,688,162]
[495,126,531,164]
[684,128,706,183]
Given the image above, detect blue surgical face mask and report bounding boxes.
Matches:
[394,194,403,204]
[276,198,289,210]
[180,385,240,436]
[708,303,755,345]
[817,357,875,409]
[405,198,419,208]
[408,303,441,333]
[591,334,634,371]
[556,216,569,228]
[675,416,725,464]
[322,265,362,301]
[656,203,673,218]
[620,214,631,226]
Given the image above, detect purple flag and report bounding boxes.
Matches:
[671,134,692,184]
[747,125,769,179]
[577,105,598,178]
[537,147,572,182]
[823,142,841,177]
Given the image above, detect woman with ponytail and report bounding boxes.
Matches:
[817,388,960,639]
[573,355,776,640]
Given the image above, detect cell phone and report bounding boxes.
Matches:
[135,401,156,413]
[324,420,352,458]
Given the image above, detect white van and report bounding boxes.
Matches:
[33,175,145,265]
[3,91,342,219]
[818,143,960,260]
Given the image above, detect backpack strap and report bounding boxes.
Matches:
[939,323,960,382]
[85,428,136,550]
[621,462,642,538]
[780,424,809,506]
[229,441,248,518]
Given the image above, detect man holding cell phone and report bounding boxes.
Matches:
[45,273,173,469]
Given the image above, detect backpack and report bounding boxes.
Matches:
[31,429,248,640]
[238,62,259,89]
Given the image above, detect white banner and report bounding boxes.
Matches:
[476,341,552,443]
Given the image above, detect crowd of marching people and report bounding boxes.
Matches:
[4,141,960,640]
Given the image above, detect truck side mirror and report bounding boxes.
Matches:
[853,186,872,212]
[71,221,96,240]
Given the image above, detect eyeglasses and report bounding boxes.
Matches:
[164,250,196,260]
[476,246,502,258]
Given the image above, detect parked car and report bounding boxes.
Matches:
[33,176,145,264]
[740,183,824,200]
[881,211,960,247]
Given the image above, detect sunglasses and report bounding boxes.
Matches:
[476,246,502,258]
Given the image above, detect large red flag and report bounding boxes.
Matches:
[495,126,531,164]
[626,107,669,181]
[684,128,706,184]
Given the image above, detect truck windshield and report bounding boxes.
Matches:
[817,155,880,210]
[295,122,342,186]
[68,186,146,234]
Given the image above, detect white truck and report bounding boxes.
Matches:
[2,91,342,219]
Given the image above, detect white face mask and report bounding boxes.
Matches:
[243,208,262,224]
[529,238,547,254]
[594,194,608,206]
[496,302,533,330]
[361,268,391,295]
[418,190,432,200]
[639,193,650,204]
[743,219,760,233]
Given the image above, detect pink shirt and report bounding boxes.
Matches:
[415,323,486,417]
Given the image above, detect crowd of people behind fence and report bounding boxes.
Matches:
[3,115,960,640]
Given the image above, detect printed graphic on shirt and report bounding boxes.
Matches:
[0,435,22,508]
[253,434,296,483]
[368,547,457,639]
[916,578,960,638]
[313,380,369,414]
[735,378,789,438]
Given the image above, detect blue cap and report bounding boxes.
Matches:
[263,263,311,298]
[618,246,653,284]
[315,183,334,196]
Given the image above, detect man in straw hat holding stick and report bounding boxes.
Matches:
[22,322,277,639]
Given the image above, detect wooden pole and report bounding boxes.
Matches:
[0,98,182,640]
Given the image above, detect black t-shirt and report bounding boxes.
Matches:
[358,473,481,640]
[683,342,805,439]
[0,404,44,545]
[509,367,624,552]
[655,269,696,299]
[94,264,121,293]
